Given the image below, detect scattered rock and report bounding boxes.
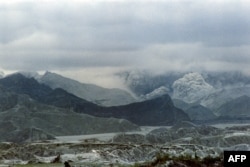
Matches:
[64,161,71,167]
[51,154,60,163]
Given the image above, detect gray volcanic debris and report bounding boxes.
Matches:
[2,122,250,166]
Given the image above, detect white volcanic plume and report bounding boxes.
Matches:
[172,72,214,103]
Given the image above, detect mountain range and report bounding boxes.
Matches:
[19,70,250,116]
[0,85,139,142]
[1,69,250,142]
[0,73,190,142]
[119,70,250,120]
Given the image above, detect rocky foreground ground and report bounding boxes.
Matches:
[1,122,250,167]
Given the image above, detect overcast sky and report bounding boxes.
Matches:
[1,0,250,87]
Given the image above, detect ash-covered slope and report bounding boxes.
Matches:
[140,86,169,100]
[0,89,139,143]
[216,95,250,118]
[0,74,189,126]
[39,71,137,106]
[182,72,250,110]
[200,86,250,110]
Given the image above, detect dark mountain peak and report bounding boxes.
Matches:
[0,73,53,100]
[1,73,39,86]
[3,73,27,81]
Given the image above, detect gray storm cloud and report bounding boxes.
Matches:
[1,0,250,76]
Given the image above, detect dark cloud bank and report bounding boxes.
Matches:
[1,0,250,84]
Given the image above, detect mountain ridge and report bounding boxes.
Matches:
[217,95,250,118]
[0,73,189,126]
[39,71,137,106]
[0,90,139,142]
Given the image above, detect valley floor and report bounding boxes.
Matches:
[1,123,250,167]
